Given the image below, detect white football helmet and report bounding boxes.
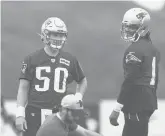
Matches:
[40,17,68,50]
[121,8,151,42]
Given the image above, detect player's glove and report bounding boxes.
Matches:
[109,110,120,126]
[109,102,123,126]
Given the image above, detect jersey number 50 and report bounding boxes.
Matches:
[35,66,68,93]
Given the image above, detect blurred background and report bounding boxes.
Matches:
[1,1,165,136]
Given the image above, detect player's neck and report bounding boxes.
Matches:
[44,46,60,57]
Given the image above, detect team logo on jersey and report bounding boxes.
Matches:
[125,52,142,63]
[51,59,56,63]
[60,58,70,66]
[21,62,27,73]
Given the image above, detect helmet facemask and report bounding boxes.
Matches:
[121,22,142,42]
[42,29,67,50]
[121,22,149,42]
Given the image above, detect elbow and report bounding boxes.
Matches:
[82,77,87,87]
[76,77,88,96]
[81,77,88,91]
[78,77,88,88]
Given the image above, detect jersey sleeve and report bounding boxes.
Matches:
[19,56,33,81]
[71,57,85,83]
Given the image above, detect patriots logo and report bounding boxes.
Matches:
[125,52,142,63]
[21,62,27,73]
[136,12,147,20]
[45,19,52,28]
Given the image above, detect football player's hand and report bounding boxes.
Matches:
[15,116,27,132]
[109,110,120,126]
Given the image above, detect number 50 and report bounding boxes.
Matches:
[35,67,68,93]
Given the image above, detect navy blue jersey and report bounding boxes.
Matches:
[117,37,160,112]
[19,48,85,109]
[122,37,160,88]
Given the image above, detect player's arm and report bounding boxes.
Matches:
[15,80,29,132]
[72,57,87,100]
[69,123,103,136]
[75,77,87,99]
[15,56,33,131]
[16,79,30,116]
[16,56,32,117]
[74,125,103,136]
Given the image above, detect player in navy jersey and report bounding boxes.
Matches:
[15,17,87,136]
[36,94,103,136]
[109,8,160,136]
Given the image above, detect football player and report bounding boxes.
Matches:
[36,94,103,136]
[109,8,160,136]
[15,17,87,136]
